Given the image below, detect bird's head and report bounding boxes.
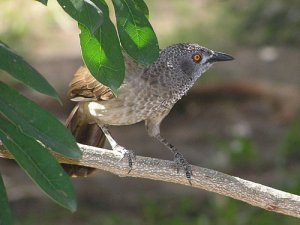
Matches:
[160,43,234,82]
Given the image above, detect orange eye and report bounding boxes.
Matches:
[192,53,201,63]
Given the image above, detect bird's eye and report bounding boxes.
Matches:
[192,53,201,63]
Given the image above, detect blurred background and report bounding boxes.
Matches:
[0,0,300,224]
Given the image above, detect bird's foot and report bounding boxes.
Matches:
[113,145,136,173]
[174,152,193,185]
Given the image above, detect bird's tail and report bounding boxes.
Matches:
[62,104,106,177]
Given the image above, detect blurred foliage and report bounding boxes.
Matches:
[218,136,258,169]
[1,0,299,56]
[280,123,300,163]
[0,1,60,55]
[224,0,300,46]
[0,1,31,53]
[159,0,300,48]
[17,194,300,225]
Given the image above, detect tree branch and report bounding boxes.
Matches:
[1,143,300,218]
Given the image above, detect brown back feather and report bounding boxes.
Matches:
[68,66,114,101]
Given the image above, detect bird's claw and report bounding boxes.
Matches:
[124,150,136,173]
[174,152,193,185]
[114,145,136,173]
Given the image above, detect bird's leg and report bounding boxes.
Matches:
[99,125,135,172]
[145,117,193,184]
[155,134,193,184]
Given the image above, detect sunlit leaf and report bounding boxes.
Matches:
[57,0,103,35]
[0,118,76,212]
[112,0,159,65]
[79,0,124,94]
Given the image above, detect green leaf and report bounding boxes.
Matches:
[0,81,81,158]
[35,0,48,5]
[0,41,60,102]
[0,174,12,225]
[57,0,103,35]
[79,0,125,94]
[0,118,76,212]
[134,0,149,18]
[112,0,159,65]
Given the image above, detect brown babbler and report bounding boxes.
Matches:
[64,43,234,183]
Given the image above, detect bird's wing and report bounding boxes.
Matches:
[68,66,114,101]
[68,54,146,102]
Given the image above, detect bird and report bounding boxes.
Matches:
[63,43,234,183]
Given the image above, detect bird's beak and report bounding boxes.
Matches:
[208,51,234,63]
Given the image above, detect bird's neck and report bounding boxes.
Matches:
[162,67,211,106]
[168,76,197,104]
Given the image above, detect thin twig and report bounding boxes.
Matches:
[0,143,299,218]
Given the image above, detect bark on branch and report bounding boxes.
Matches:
[0,143,299,218]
